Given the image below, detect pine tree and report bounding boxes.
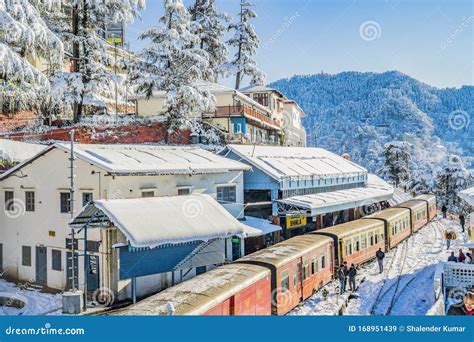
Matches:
[380,141,411,188]
[436,155,473,213]
[0,0,64,113]
[132,0,215,132]
[226,0,265,89]
[189,0,230,83]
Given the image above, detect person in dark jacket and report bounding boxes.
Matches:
[348,264,357,291]
[459,214,465,233]
[458,249,466,263]
[376,248,385,273]
[343,261,349,291]
[442,204,447,219]
[338,264,346,294]
[447,252,458,262]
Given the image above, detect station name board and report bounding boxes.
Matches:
[286,215,307,229]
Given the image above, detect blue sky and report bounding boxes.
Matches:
[126,0,473,89]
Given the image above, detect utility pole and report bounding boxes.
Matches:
[69,130,76,290]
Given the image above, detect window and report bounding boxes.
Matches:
[253,93,269,107]
[369,232,374,246]
[86,241,100,253]
[293,265,297,288]
[320,255,326,269]
[25,191,35,212]
[52,249,61,271]
[60,192,71,213]
[311,256,317,274]
[303,260,310,280]
[355,238,360,252]
[82,192,93,207]
[216,186,236,203]
[4,191,14,211]
[234,123,242,133]
[361,234,367,249]
[281,271,290,292]
[141,191,155,198]
[345,239,352,256]
[22,246,31,266]
[375,233,378,244]
[177,188,191,196]
[65,238,79,250]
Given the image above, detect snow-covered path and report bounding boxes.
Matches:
[290,216,469,316]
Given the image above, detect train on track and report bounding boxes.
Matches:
[109,194,437,316]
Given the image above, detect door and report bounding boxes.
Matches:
[66,252,79,289]
[35,246,47,286]
[0,243,3,273]
[87,255,100,294]
[296,261,303,301]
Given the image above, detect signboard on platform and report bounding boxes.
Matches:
[286,215,307,229]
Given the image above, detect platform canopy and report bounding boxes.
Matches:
[225,144,367,182]
[277,174,393,216]
[240,216,282,237]
[70,194,245,249]
[459,187,474,206]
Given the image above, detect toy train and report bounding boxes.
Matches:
[110,194,437,316]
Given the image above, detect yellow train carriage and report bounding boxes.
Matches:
[362,207,411,249]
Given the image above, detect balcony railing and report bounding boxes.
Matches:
[206,105,282,130]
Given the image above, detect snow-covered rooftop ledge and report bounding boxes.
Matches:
[70,194,246,249]
[278,174,393,216]
[0,139,47,163]
[458,187,474,206]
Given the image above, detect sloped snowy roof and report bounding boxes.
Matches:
[278,174,393,216]
[71,194,245,248]
[224,144,367,181]
[239,85,286,98]
[240,216,282,237]
[0,139,47,163]
[388,188,413,206]
[458,187,474,206]
[1,143,250,179]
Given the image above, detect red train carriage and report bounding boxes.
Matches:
[394,200,428,232]
[362,208,411,250]
[312,218,386,267]
[108,263,271,316]
[415,194,437,221]
[236,234,333,315]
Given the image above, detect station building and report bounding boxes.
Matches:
[0,143,253,301]
[220,144,394,239]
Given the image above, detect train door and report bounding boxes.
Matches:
[295,260,303,302]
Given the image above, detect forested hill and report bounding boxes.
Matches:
[270,71,474,173]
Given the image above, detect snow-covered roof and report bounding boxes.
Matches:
[0,143,250,180]
[240,216,282,237]
[239,85,286,98]
[71,194,245,248]
[0,139,47,163]
[458,187,474,206]
[388,188,413,206]
[278,174,393,216]
[224,144,367,182]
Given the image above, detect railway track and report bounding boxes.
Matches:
[369,221,444,315]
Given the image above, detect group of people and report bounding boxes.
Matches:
[447,249,473,264]
[337,262,357,294]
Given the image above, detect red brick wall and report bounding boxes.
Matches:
[0,122,191,145]
[0,111,38,132]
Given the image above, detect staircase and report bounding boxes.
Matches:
[173,239,222,271]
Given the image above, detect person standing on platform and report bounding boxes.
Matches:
[442,204,448,219]
[376,248,385,274]
[459,213,465,233]
[348,264,357,292]
[338,264,346,295]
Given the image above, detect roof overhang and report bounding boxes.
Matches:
[240,216,282,237]
[70,194,245,249]
[458,187,474,206]
[277,174,394,216]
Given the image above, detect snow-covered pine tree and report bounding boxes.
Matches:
[189,0,230,83]
[132,0,215,132]
[436,155,473,213]
[41,0,145,121]
[226,0,265,89]
[0,0,63,113]
[380,141,411,188]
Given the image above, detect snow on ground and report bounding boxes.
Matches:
[0,279,62,316]
[290,216,470,316]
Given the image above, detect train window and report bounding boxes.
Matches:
[312,256,317,274]
[293,265,297,288]
[375,233,378,244]
[320,255,326,269]
[361,234,367,249]
[345,239,352,256]
[368,232,374,246]
[281,271,290,292]
[303,260,310,280]
[355,239,360,252]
